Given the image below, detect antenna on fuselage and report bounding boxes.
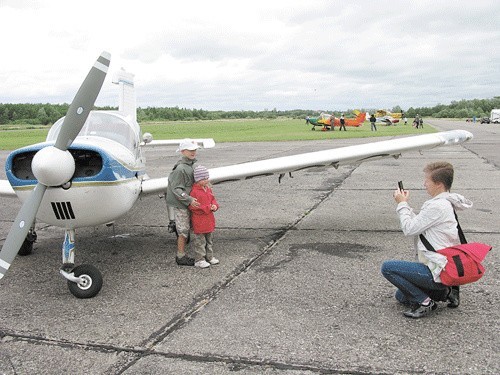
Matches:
[112,68,136,122]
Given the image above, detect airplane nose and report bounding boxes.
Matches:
[32,146,75,186]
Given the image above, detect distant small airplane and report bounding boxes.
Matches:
[373,109,402,125]
[375,109,402,119]
[376,115,399,125]
[0,52,473,299]
[305,111,366,130]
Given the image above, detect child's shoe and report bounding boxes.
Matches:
[207,257,219,265]
[195,260,210,268]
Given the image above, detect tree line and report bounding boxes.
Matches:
[404,97,500,119]
[1,97,499,126]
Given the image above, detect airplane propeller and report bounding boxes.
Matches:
[0,51,111,282]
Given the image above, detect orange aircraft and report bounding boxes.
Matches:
[305,110,366,130]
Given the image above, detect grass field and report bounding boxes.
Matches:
[0,119,434,150]
[0,127,52,151]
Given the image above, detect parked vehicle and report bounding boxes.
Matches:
[480,117,491,124]
[491,109,500,124]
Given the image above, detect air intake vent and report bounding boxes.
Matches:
[51,202,75,220]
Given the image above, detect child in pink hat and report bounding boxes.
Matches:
[189,166,220,268]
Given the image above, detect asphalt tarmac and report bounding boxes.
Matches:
[0,119,498,374]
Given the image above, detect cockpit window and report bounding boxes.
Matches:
[47,112,138,150]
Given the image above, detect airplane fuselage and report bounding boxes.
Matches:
[5,111,146,229]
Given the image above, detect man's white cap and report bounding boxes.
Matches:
[177,138,200,152]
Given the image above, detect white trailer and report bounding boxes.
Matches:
[491,109,500,123]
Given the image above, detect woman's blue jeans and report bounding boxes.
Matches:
[381,260,449,305]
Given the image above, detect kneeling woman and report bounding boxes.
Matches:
[381,162,472,318]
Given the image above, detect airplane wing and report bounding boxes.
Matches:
[140,130,472,195]
[142,138,215,148]
[0,180,16,197]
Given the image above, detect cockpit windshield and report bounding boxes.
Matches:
[47,112,138,150]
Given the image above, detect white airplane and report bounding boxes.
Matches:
[0,52,473,298]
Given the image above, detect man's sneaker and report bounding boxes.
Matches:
[403,300,437,319]
[195,260,211,268]
[447,286,460,308]
[176,256,195,266]
[207,257,219,265]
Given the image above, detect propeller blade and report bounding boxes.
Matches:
[0,183,47,280]
[54,51,111,151]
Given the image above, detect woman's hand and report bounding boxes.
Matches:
[394,189,409,204]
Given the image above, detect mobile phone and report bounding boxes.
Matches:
[398,181,404,191]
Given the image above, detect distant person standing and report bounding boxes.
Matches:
[189,166,220,269]
[413,114,420,128]
[369,113,377,131]
[329,114,335,130]
[404,117,408,126]
[339,114,346,131]
[419,116,424,128]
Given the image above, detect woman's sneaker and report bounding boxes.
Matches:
[207,257,219,265]
[195,260,211,268]
[403,300,437,318]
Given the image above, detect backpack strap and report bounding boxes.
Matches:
[419,233,436,252]
[419,209,467,252]
[454,210,467,244]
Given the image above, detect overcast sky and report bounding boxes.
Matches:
[1,0,498,112]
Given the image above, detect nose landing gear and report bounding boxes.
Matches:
[61,264,103,299]
[59,229,103,298]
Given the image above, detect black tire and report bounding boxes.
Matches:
[67,264,103,299]
[18,239,33,256]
